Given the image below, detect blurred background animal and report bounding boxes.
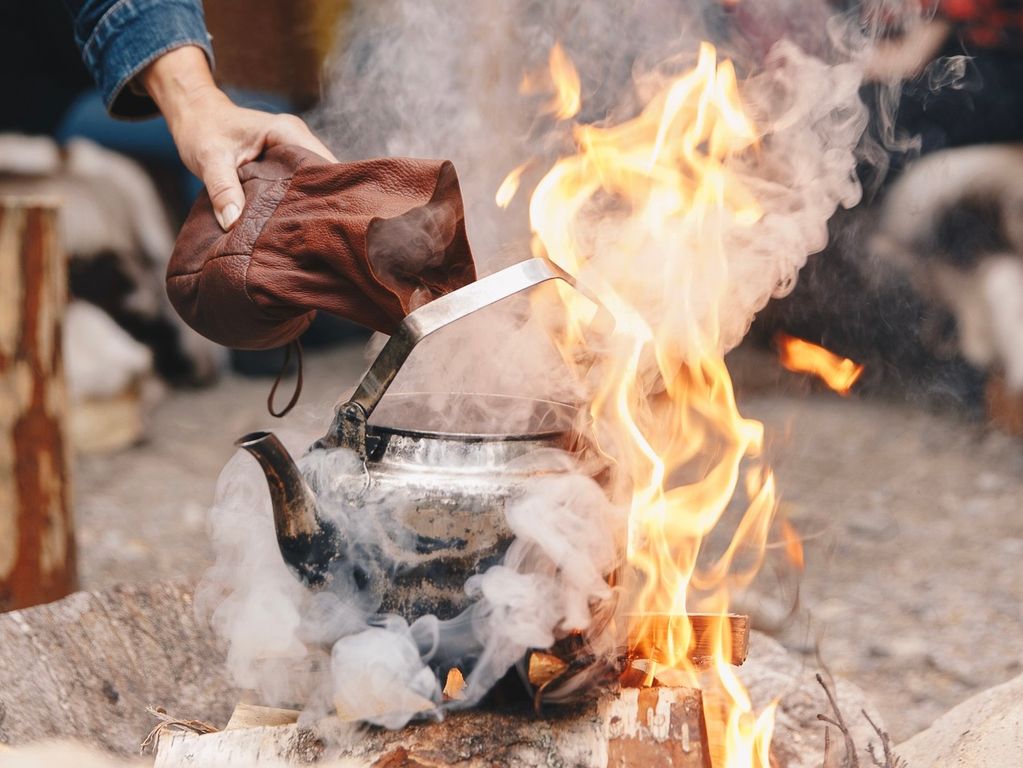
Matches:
[0,133,225,395]
[872,144,1023,391]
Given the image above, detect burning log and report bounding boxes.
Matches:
[0,198,76,611]
[627,614,751,667]
[525,614,750,707]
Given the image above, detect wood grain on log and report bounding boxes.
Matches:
[605,687,711,768]
[225,704,299,732]
[628,614,750,666]
[0,198,75,611]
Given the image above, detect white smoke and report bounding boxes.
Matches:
[198,0,918,731]
[308,0,883,399]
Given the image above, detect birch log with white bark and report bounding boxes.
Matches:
[0,198,76,611]
[156,687,713,768]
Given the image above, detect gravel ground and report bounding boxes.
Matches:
[746,387,1023,741]
[74,342,1023,743]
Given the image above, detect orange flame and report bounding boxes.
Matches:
[496,162,529,209]
[775,332,863,395]
[779,518,805,572]
[521,41,779,766]
[519,41,581,121]
[548,42,581,120]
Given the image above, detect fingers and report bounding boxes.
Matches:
[188,110,336,231]
[200,152,246,230]
[267,114,339,163]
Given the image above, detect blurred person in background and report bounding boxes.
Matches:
[867,0,1023,151]
[861,1,1023,410]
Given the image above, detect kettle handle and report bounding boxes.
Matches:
[324,257,598,454]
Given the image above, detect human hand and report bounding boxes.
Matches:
[142,46,337,230]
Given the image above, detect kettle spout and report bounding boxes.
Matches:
[236,431,343,587]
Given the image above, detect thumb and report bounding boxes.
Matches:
[202,155,245,230]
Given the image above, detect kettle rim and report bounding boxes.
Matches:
[365,391,580,443]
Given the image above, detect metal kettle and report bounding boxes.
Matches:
[236,258,599,620]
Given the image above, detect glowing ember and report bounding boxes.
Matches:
[522,41,780,766]
[442,668,466,701]
[775,332,863,395]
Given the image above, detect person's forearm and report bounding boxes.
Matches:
[140,45,224,134]
[63,0,213,118]
[64,0,334,232]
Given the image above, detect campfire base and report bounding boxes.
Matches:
[156,687,713,768]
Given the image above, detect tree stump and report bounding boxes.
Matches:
[0,198,76,611]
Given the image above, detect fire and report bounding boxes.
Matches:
[521,41,782,766]
[547,42,581,120]
[780,518,805,572]
[775,332,863,395]
[496,162,529,209]
[519,41,581,121]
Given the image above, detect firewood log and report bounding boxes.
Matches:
[157,687,712,768]
[0,198,76,611]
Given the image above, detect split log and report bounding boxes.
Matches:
[0,198,76,611]
[0,581,238,755]
[627,613,750,666]
[225,704,302,732]
[605,687,711,768]
[203,0,348,108]
[691,614,750,665]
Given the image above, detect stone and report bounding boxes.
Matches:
[0,581,238,755]
[896,673,1023,768]
[738,633,885,768]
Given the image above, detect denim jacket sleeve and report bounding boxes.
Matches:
[63,0,214,119]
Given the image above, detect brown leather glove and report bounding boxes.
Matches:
[167,145,477,349]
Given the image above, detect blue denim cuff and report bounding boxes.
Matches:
[81,0,214,119]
